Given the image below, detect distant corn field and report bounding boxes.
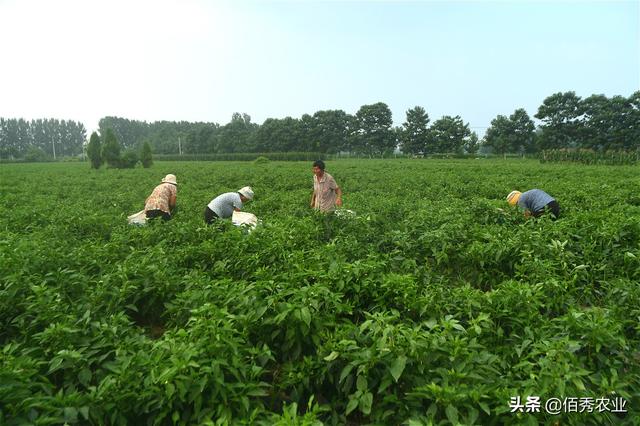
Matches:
[541,149,640,165]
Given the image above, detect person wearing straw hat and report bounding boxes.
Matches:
[204,186,254,224]
[507,189,560,219]
[144,174,178,221]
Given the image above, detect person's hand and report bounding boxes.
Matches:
[336,198,342,207]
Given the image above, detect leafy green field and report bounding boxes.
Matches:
[1,160,639,425]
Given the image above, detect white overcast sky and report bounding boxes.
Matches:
[0,0,638,136]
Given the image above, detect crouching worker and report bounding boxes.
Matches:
[204,186,254,224]
[144,174,177,221]
[507,189,560,219]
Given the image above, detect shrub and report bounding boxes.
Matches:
[24,147,50,162]
[86,132,103,169]
[253,156,270,165]
[140,141,153,168]
[120,150,139,168]
[101,128,121,168]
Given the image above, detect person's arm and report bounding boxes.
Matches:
[519,194,530,218]
[233,196,243,212]
[168,186,177,211]
[335,186,342,207]
[310,191,316,208]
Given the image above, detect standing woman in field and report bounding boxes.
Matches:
[310,160,342,212]
[144,174,177,220]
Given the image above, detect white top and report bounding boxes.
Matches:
[207,192,243,218]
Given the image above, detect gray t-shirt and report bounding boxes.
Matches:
[207,192,243,218]
[518,189,555,213]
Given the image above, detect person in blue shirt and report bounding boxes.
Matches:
[507,189,560,219]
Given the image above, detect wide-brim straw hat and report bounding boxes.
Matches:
[238,186,254,200]
[161,174,177,185]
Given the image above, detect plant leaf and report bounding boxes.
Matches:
[389,355,407,382]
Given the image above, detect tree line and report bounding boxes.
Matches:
[98,105,477,157]
[483,91,640,155]
[1,91,638,160]
[0,118,86,160]
[97,91,640,156]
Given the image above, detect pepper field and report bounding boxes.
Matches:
[1,159,639,425]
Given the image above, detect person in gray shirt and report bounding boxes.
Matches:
[507,189,560,219]
[204,186,254,224]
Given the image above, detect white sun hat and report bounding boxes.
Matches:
[161,174,177,185]
[238,186,254,200]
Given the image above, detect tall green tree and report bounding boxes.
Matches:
[16,119,32,158]
[101,128,121,167]
[465,132,480,155]
[627,91,640,149]
[0,118,7,158]
[295,114,314,152]
[308,110,351,153]
[400,106,431,155]
[99,117,150,150]
[429,115,471,153]
[604,95,634,150]
[509,109,536,153]
[483,115,512,155]
[183,124,218,154]
[254,117,304,152]
[581,94,639,150]
[484,109,535,155]
[535,91,583,150]
[0,119,21,158]
[147,121,180,154]
[30,119,47,155]
[354,102,395,156]
[43,119,60,159]
[86,132,103,169]
[0,118,85,159]
[343,114,360,153]
[217,113,258,153]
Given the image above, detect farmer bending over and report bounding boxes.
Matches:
[507,189,560,220]
[204,186,254,224]
[144,174,177,221]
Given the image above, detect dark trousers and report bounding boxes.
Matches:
[533,200,560,220]
[146,209,171,221]
[204,206,219,224]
